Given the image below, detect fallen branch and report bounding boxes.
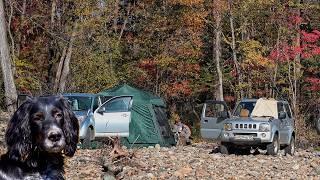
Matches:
[109,136,128,160]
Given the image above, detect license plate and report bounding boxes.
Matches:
[234,135,254,140]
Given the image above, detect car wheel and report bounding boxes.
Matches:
[267,134,279,156]
[220,143,232,155]
[284,136,295,156]
[82,127,92,149]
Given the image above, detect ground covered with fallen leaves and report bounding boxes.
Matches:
[62,144,320,180]
[1,114,320,179]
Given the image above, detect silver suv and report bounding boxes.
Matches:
[200,98,295,155]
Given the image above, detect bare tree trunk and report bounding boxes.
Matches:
[292,0,302,136]
[16,0,26,56]
[214,10,223,101]
[228,0,243,99]
[272,29,280,98]
[53,47,67,92]
[54,23,77,93]
[0,0,17,114]
[47,0,57,92]
[7,0,14,57]
[248,74,252,98]
[113,0,119,33]
[293,5,301,117]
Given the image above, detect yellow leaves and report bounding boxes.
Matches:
[156,55,177,68]
[239,40,274,69]
[14,59,41,92]
[15,59,34,69]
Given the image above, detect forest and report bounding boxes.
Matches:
[0,0,319,142]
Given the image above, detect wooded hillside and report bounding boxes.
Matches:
[0,0,319,141]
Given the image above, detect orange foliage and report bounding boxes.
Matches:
[181,11,207,31]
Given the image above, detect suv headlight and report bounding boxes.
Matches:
[259,123,270,132]
[224,123,232,131]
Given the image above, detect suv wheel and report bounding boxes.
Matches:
[284,136,295,155]
[267,134,279,156]
[82,127,92,149]
[220,143,233,154]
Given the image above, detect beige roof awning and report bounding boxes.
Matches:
[251,98,278,119]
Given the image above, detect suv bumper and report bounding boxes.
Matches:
[221,131,272,144]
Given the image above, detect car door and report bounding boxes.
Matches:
[200,101,230,140]
[283,103,294,144]
[277,102,288,144]
[93,96,133,137]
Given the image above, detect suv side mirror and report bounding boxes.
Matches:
[278,111,286,119]
[97,107,106,114]
[218,111,229,119]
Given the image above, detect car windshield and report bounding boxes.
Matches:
[63,96,92,111]
[233,101,256,117]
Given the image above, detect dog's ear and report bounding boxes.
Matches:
[5,99,33,162]
[59,96,79,157]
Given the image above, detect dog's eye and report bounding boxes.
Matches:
[56,113,63,119]
[32,117,41,121]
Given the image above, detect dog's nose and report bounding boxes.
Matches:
[48,131,62,142]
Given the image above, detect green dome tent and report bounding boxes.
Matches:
[99,84,176,147]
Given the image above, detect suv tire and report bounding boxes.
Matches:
[267,134,279,156]
[220,143,234,154]
[284,136,295,155]
[82,127,92,149]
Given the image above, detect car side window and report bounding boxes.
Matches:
[93,97,100,111]
[284,104,292,118]
[277,102,284,113]
[205,103,225,118]
[101,97,131,113]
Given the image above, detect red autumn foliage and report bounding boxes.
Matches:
[269,29,320,63]
[302,30,320,43]
[168,80,193,97]
[137,58,200,99]
[305,77,320,91]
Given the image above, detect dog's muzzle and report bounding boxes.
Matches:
[43,126,66,153]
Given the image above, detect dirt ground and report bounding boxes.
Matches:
[1,113,320,179]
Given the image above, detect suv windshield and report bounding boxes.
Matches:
[233,101,256,117]
[63,96,92,111]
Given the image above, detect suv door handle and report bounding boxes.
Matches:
[121,114,128,117]
[204,120,208,123]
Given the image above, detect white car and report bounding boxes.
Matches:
[63,93,133,148]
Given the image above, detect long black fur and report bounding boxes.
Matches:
[0,96,79,180]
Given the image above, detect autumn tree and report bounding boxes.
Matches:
[0,0,17,114]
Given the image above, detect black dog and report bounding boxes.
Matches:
[0,96,79,180]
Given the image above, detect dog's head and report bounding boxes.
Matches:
[5,96,79,163]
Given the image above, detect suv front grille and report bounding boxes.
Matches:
[234,133,257,137]
[234,123,258,130]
